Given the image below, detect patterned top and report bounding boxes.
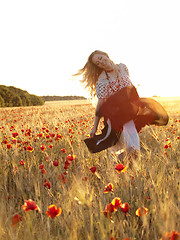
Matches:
[96,63,132,99]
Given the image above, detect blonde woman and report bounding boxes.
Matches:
[75,50,169,154]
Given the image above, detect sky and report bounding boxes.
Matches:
[0,0,180,98]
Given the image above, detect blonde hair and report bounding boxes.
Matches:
[74,50,111,97]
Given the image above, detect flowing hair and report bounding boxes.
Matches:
[73,50,111,97]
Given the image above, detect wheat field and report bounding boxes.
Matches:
[0,97,179,240]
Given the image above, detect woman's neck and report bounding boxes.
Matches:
[104,62,115,72]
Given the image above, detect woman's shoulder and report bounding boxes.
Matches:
[118,63,129,75]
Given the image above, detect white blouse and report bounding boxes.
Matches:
[96,63,132,99]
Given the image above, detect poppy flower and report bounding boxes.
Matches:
[90,166,96,174]
[40,144,46,151]
[20,160,25,165]
[104,183,114,193]
[111,197,121,210]
[39,164,44,169]
[120,202,129,214]
[170,231,180,240]
[135,207,148,216]
[37,133,44,137]
[48,145,53,149]
[46,204,62,219]
[64,159,71,170]
[43,179,51,189]
[115,164,127,173]
[61,148,66,153]
[26,146,34,152]
[11,214,22,227]
[7,144,12,149]
[103,203,116,218]
[12,132,19,138]
[22,199,40,212]
[41,169,47,174]
[66,154,76,161]
[161,231,180,240]
[53,159,59,166]
[50,133,55,138]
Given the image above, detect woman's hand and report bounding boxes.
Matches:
[90,99,104,138]
[90,127,97,138]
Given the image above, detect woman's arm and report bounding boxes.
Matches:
[90,98,104,138]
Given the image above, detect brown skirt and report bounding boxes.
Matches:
[84,86,169,153]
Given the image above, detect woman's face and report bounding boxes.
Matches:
[91,53,112,70]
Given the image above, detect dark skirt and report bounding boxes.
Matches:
[84,86,169,153]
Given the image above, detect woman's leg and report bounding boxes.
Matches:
[120,120,140,151]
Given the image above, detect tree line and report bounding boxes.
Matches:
[0,85,44,107]
[41,95,86,101]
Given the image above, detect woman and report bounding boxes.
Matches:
[75,50,169,153]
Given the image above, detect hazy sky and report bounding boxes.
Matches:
[0,0,179,97]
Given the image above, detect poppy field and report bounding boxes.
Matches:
[0,98,180,240]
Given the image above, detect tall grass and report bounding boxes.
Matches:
[0,98,179,240]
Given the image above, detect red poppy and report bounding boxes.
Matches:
[104,183,114,193]
[11,214,22,227]
[135,207,148,216]
[7,144,12,149]
[43,179,51,189]
[61,148,66,153]
[40,144,46,151]
[37,133,44,137]
[161,231,180,240]
[48,144,53,149]
[22,199,40,212]
[171,231,180,240]
[12,132,19,138]
[111,197,121,210]
[20,160,25,165]
[103,203,116,218]
[26,146,34,152]
[53,159,59,166]
[120,202,129,214]
[50,133,55,138]
[41,169,47,174]
[115,164,127,173]
[90,166,96,174]
[66,154,76,161]
[46,204,62,219]
[39,164,44,169]
[11,139,17,144]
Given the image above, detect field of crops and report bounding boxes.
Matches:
[0,97,179,240]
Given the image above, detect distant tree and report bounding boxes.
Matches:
[41,95,86,101]
[0,85,45,107]
[11,95,23,106]
[0,95,5,107]
[30,94,45,106]
[0,85,13,106]
[9,86,31,106]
